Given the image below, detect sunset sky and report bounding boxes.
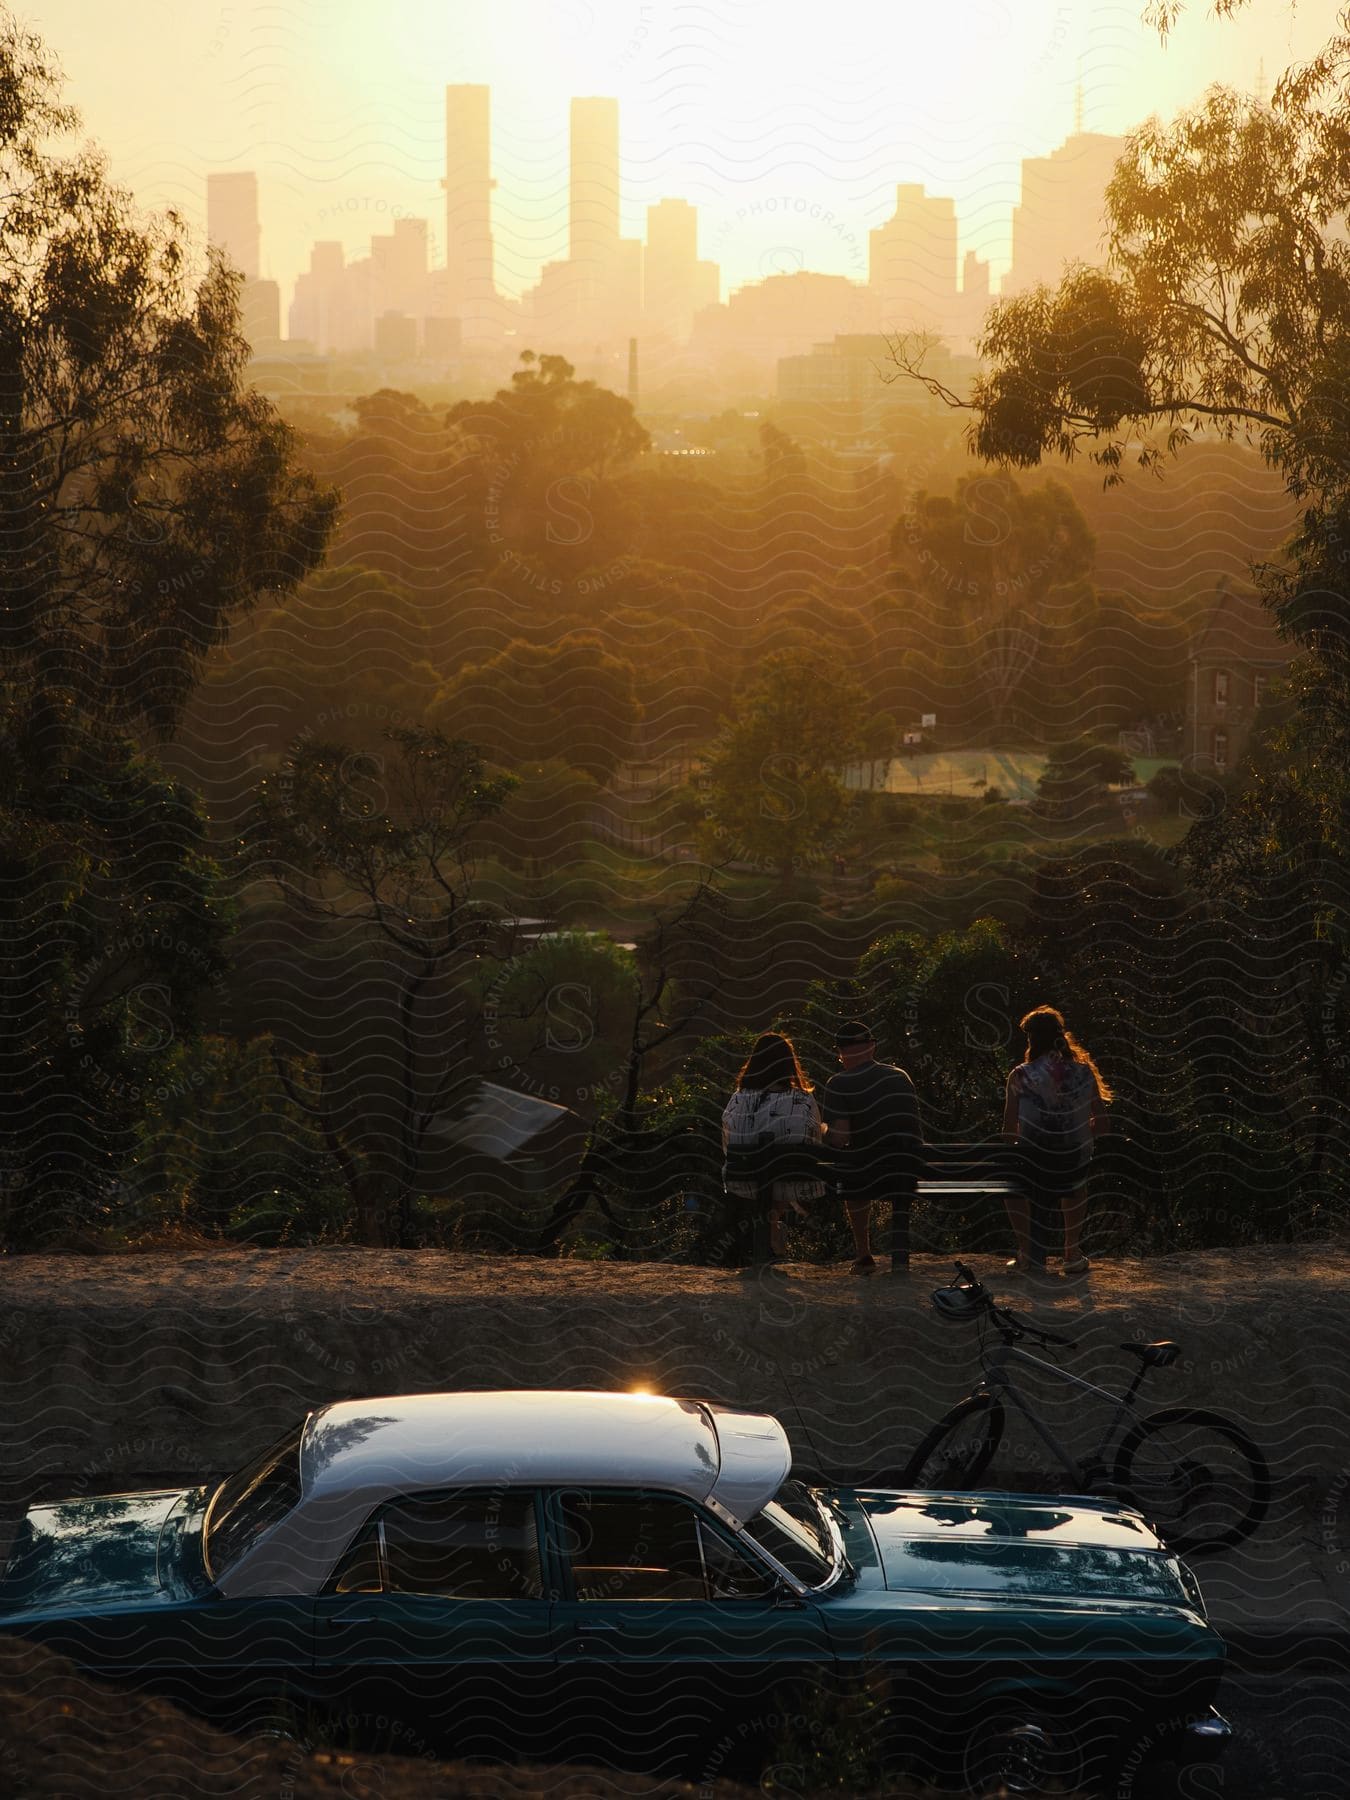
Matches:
[27,0,1339,300]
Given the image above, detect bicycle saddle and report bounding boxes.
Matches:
[1119,1340,1181,1368]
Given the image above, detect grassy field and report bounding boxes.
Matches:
[845,749,1181,800]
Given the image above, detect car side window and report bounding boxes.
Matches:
[698,1518,777,1600]
[558,1491,775,1602]
[327,1490,542,1600]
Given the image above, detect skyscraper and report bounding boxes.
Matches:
[289,241,348,353]
[643,199,720,342]
[1004,132,1126,295]
[570,97,621,287]
[443,84,497,337]
[372,217,429,321]
[868,183,959,335]
[207,172,260,280]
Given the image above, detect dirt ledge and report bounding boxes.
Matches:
[1,1245,1345,1490]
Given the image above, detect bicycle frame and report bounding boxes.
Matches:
[975,1340,1144,1486]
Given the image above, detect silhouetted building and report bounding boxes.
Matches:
[1187,583,1294,771]
[644,198,719,342]
[525,95,640,343]
[241,278,281,351]
[1004,132,1126,294]
[869,183,959,335]
[954,250,992,350]
[570,96,620,277]
[373,310,418,360]
[778,332,969,410]
[289,241,348,353]
[443,83,498,339]
[423,313,463,360]
[372,217,429,321]
[207,171,260,280]
[692,270,877,371]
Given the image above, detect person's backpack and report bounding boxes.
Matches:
[723,1091,821,1186]
[1020,1066,1090,1164]
[724,1093,776,1183]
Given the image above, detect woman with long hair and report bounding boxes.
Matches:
[1001,1005,1112,1278]
[721,1030,825,1272]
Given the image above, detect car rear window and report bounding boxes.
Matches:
[888,1539,1187,1603]
[204,1426,303,1580]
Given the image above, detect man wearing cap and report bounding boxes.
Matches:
[821,1022,923,1274]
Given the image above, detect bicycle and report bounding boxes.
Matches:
[901,1261,1270,1556]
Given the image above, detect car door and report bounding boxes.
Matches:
[547,1486,836,1782]
[310,1485,557,1762]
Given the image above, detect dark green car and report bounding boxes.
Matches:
[0,1389,1229,1793]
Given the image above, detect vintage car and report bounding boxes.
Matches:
[0,1389,1230,1794]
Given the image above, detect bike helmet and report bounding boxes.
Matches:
[931,1282,987,1322]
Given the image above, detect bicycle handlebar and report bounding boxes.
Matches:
[943,1261,1078,1350]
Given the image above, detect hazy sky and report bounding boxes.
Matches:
[26,0,1339,301]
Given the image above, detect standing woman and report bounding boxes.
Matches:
[1001,1005,1112,1277]
[722,1031,825,1271]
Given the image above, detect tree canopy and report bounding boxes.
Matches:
[0,20,335,754]
[0,16,334,1242]
[430,632,643,785]
[698,649,866,886]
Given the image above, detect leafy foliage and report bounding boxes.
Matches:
[698,650,867,886]
[246,727,517,1245]
[0,21,334,751]
[430,632,642,784]
[0,740,232,1248]
[0,16,333,1242]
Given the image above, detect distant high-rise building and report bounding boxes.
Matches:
[423,314,462,361]
[962,250,990,304]
[526,95,639,342]
[868,183,959,334]
[372,217,429,321]
[289,241,348,353]
[1004,131,1126,295]
[241,278,281,351]
[570,97,621,290]
[954,249,992,350]
[643,198,719,342]
[692,269,877,373]
[443,84,497,338]
[374,311,419,361]
[207,172,261,281]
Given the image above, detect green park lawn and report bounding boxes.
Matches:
[846,749,1182,800]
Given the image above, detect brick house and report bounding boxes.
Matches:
[1187,583,1296,772]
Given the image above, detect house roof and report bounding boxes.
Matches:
[1190,583,1296,666]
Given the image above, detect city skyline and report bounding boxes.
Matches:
[28,0,1335,304]
[217,88,1122,366]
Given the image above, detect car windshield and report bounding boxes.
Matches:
[203,1425,303,1581]
[741,1480,837,1587]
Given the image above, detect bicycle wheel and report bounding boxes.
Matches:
[902,1392,1005,1489]
[1114,1407,1270,1555]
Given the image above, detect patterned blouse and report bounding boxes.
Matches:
[721,1084,826,1205]
[1006,1054,1098,1164]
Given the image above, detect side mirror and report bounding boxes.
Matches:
[774,1582,806,1609]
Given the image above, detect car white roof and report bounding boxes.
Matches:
[300,1389,738,1503]
[218,1389,792,1600]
